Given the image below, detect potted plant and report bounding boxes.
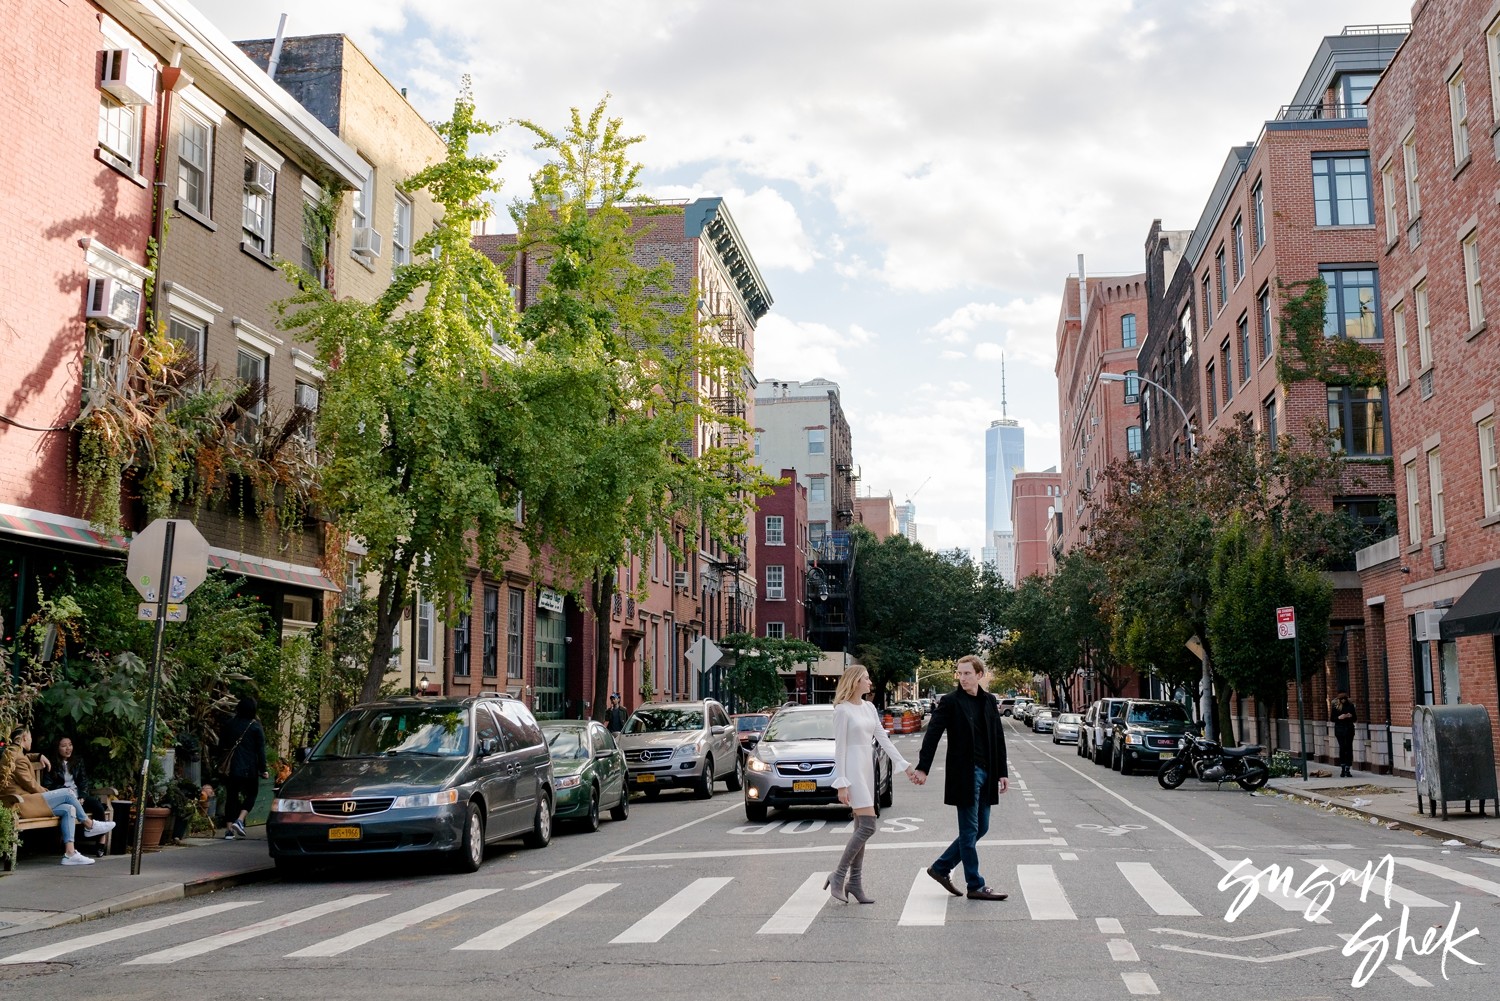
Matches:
[0,804,19,873]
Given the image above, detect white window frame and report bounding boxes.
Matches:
[242,155,275,254]
[177,107,213,217]
[98,93,140,172]
[1428,447,1445,537]
[1402,131,1421,219]
[352,156,374,234]
[807,428,825,454]
[1414,281,1433,369]
[1480,417,1500,517]
[1381,159,1397,241]
[417,597,434,665]
[235,346,268,441]
[764,514,785,546]
[1463,229,1484,329]
[1449,68,1471,165]
[1405,460,1421,546]
[765,565,785,601]
[809,478,827,503]
[1489,16,1500,121]
[765,622,785,640]
[392,191,412,266]
[1392,301,1409,384]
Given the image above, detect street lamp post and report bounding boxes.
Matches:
[1099,371,1197,456]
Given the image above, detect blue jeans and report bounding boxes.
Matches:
[933,766,991,891]
[43,789,88,845]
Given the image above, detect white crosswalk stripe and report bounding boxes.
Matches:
[1117,862,1200,916]
[124,894,386,965]
[1302,859,1446,909]
[612,877,733,944]
[1395,856,1500,898]
[757,871,830,935]
[454,883,616,952]
[0,901,258,965]
[898,868,952,926]
[287,888,503,957]
[1016,864,1075,920]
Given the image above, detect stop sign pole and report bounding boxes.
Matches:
[1277,606,1308,781]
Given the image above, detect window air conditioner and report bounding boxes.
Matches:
[352,227,384,258]
[100,47,156,106]
[244,160,275,196]
[1413,608,1446,642]
[673,571,691,590]
[85,277,142,330]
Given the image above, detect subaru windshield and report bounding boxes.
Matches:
[761,710,834,742]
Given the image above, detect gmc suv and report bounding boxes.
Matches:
[1109,699,1201,775]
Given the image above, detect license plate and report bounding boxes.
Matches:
[328,826,361,841]
[635,773,655,783]
[1158,753,1174,761]
[792,780,816,792]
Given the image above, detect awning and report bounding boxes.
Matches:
[0,505,127,552]
[1440,569,1500,640]
[209,553,341,593]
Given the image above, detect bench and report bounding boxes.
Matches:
[1,760,61,835]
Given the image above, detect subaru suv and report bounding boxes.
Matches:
[268,694,553,874]
[616,699,740,799]
[742,703,893,822]
[1109,699,1201,775]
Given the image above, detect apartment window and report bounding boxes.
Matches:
[1428,448,1446,537]
[1479,417,1500,516]
[1312,154,1372,226]
[1257,284,1273,361]
[1123,370,1139,403]
[1215,247,1227,307]
[1463,229,1484,329]
[168,316,206,374]
[807,428,825,453]
[1489,17,1500,120]
[765,622,785,640]
[1217,342,1233,402]
[451,608,471,676]
[1264,396,1279,449]
[1414,281,1433,368]
[1206,362,1218,417]
[810,478,827,503]
[98,94,140,172]
[1392,302,1410,384]
[1202,273,1213,326]
[1405,461,1421,545]
[1126,426,1142,459]
[1237,313,1250,381]
[176,110,213,216]
[416,597,434,665]
[1321,267,1379,340]
[235,347,267,441]
[765,565,785,600]
[1232,215,1245,283]
[1380,160,1398,241]
[299,185,326,285]
[1449,68,1471,165]
[1121,313,1136,349]
[765,514,785,545]
[1180,306,1194,359]
[242,156,275,254]
[1252,178,1266,249]
[1402,131,1421,219]
[352,157,374,235]
[1328,387,1388,456]
[507,588,524,679]
[392,192,412,266]
[482,586,498,678]
[810,522,827,551]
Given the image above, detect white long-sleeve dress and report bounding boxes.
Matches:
[832,699,911,810]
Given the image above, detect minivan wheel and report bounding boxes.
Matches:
[609,785,630,821]
[454,802,484,873]
[524,794,552,849]
[694,759,714,799]
[582,785,601,833]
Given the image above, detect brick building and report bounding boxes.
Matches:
[1139,220,1201,461]
[1011,470,1063,581]
[754,469,809,646]
[854,492,899,541]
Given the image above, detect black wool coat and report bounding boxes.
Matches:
[916,686,1009,807]
[1332,700,1357,737]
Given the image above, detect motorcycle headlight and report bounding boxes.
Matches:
[554,774,583,790]
[391,789,460,809]
[271,798,313,813]
[1180,736,1191,749]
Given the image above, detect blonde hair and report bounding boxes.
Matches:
[955,654,987,676]
[833,664,869,705]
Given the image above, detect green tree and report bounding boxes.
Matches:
[987,573,1081,709]
[718,633,821,711]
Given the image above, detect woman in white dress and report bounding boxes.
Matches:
[830,664,918,904]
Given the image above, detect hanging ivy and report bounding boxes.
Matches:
[1274,276,1387,388]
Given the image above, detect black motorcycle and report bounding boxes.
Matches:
[1156,736,1269,791]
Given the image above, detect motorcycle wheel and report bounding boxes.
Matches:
[1157,761,1187,790]
[1237,761,1269,791]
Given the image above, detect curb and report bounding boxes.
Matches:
[1271,784,1500,850]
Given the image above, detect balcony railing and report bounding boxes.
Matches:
[1275,102,1368,122]
[1341,23,1409,36]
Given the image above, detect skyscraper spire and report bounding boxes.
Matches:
[1000,353,1008,419]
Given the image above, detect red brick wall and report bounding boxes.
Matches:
[1012,471,1061,580]
[755,469,808,640]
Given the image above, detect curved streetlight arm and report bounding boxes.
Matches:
[1099,371,1196,455]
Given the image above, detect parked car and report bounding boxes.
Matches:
[542,720,630,832]
[268,693,553,874]
[996,696,1017,716]
[1031,708,1056,733]
[1084,697,1131,765]
[1052,712,1083,745]
[616,699,741,799]
[732,713,772,753]
[1109,700,1201,775]
[742,703,894,822]
[1015,701,1038,725]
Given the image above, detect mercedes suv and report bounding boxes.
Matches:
[616,699,741,799]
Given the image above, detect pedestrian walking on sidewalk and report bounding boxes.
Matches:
[0,726,114,864]
[218,697,267,840]
[1332,692,1357,778]
[827,665,918,904]
[604,694,627,734]
[914,655,1010,901]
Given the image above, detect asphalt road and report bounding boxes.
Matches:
[1,719,1496,1000]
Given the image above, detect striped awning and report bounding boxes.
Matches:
[0,507,127,552]
[208,554,340,592]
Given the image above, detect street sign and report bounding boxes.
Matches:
[1276,605,1297,640]
[137,603,187,622]
[687,636,723,671]
[126,518,210,603]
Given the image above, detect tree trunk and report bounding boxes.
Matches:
[363,563,409,704]
[590,567,615,723]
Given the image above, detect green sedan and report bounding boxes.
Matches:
[542,720,631,832]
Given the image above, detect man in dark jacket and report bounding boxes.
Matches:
[914,654,1009,901]
[604,693,627,733]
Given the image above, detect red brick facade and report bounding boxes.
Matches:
[754,470,809,642]
[1011,471,1062,581]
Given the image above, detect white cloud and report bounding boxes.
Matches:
[753,315,872,382]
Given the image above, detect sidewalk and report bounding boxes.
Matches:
[0,828,276,940]
[1266,768,1500,851]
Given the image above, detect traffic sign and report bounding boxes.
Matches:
[126,518,210,603]
[687,636,723,672]
[137,603,188,622]
[1276,605,1297,640]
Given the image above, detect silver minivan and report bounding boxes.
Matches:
[616,699,741,799]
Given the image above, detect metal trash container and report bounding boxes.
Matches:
[1412,704,1499,820]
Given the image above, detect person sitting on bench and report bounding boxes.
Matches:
[42,735,111,856]
[1,726,115,865]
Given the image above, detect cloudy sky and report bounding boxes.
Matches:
[194,0,1411,554]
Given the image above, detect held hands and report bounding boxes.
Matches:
[908,767,926,786]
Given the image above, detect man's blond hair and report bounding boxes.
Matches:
[955,654,987,675]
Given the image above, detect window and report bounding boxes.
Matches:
[1479,417,1500,516]
[765,514,784,545]
[809,478,827,503]
[98,93,140,172]
[1123,370,1139,403]
[242,156,275,254]
[1414,281,1433,369]
[1463,230,1484,329]
[416,597,434,665]
[1126,426,1142,459]
[1405,461,1421,545]
[299,184,326,285]
[293,380,319,443]
[177,110,212,216]
[452,604,472,676]
[235,348,267,441]
[1237,313,1250,381]
[1121,313,1137,349]
[1402,131,1421,219]
[1220,341,1234,402]
[1312,154,1372,226]
[392,192,412,266]
[765,565,785,600]
[1180,306,1194,360]
[507,588,524,679]
[1202,273,1213,326]
[482,586,498,678]
[807,428,825,453]
[1264,396,1279,449]
[1257,285,1273,360]
[1381,160,1398,241]
[168,315,206,375]
[1215,247,1227,306]
[1449,68,1470,165]
[1489,17,1500,120]
[810,522,827,551]
[1392,302,1410,384]
[1206,362,1218,417]
[1340,72,1380,117]
[1428,448,1445,537]
[352,157,374,237]
[1321,268,1379,340]
[1252,179,1266,249]
[1232,216,1245,283]
[765,622,785,640]
[1328,387,1388,456]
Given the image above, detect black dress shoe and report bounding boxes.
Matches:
[926,867,962,897]
[967,886,1008,901]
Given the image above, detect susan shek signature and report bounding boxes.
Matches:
[1217,854,1484,988]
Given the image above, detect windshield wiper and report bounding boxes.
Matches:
[386,750,446,757]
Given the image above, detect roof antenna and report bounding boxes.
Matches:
[1000,353,1008,420]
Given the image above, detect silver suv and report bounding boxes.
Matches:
[742,704,894,822]
[616,699,740,799]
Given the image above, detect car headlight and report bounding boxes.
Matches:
[1126,733,1144,745]
[271,798,313,813]
[747,757,771,773]
[673,742,701,759]
[554,774,583,790]
[391,789,460,809]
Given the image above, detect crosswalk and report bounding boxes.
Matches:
[4,853,1499,967]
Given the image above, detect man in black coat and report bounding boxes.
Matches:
[914,654,1009,901]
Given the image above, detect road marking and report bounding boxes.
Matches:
[1043,827,1059,833]
[287,888,502,957]
[1097,917,1124,933]
[1388,964,1434,987]
[1159,944,1337,963]
[1118,862,1200,916]
[0,901,258,965]
[1060,852,1078,861]
[758,871,830,934]
[1121,971,1159,995]
[899,867,952,926]
[455,884,616,951]
[610,837,1067,862]
[1303,859,1446,909]
[612,877,733,944]
[1396,856,1500,897]
[1152,927,1297,942]
[1108,938,1140,961]
[1017,864,1075,920]
[126,895,384,964]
